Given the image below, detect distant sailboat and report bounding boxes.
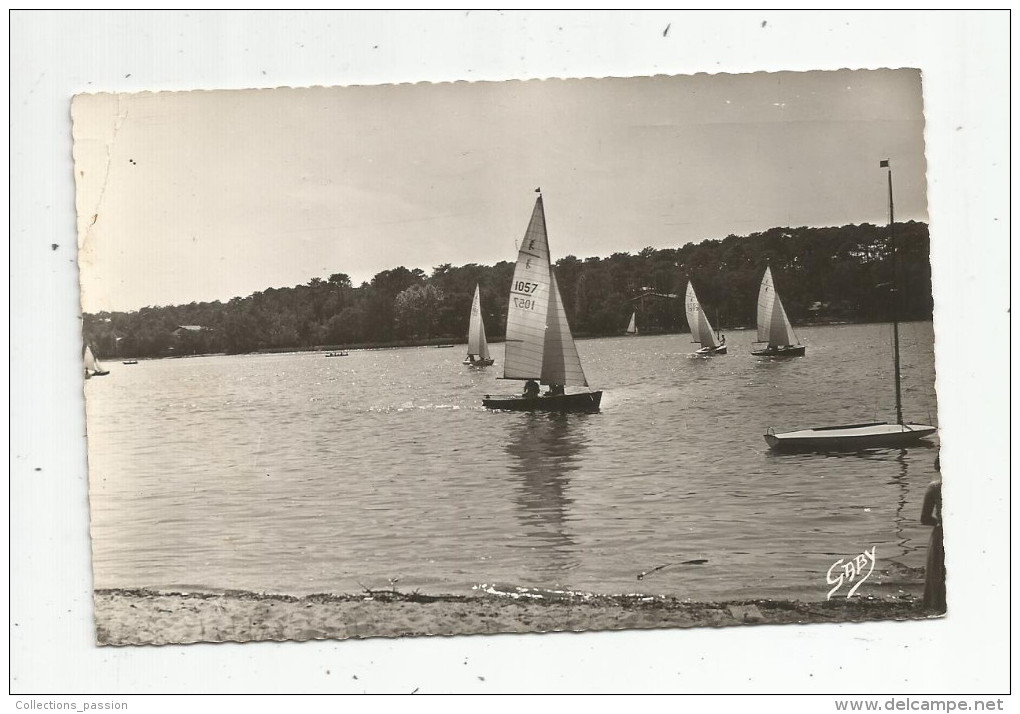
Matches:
[685,282,727,355]
[764,160,937,451]
[482,193,602,412]
[751,266,805,357]
[625,312,638,336]
[463,284,494,366]
[84,344,109,377]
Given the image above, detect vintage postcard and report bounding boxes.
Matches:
[73,70,943,646]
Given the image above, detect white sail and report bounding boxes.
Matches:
[685,282,719,349]
[503,197,552,379]
[84,344,100,372]
[503,196,587,386]
[541,272,588,386]
[626,312,637,335]
[466,284,491,361]
[756,266,798,348]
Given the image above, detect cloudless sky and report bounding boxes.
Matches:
[74,69,926,312]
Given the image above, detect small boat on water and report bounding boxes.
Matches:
[765,421,937,451]
[482,192,602,413]
[122,360,138,365]
[324,351,348,357]
[765,160,936,452]
[751,266,804,357]
[84,344,110,377]
[463,284,495,366]
[685,281,727,355]
[624,312,638,336]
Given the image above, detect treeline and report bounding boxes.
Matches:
[83,221,932,358]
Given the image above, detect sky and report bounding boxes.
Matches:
[73,69,928,313]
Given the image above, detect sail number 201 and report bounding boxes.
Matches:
[512,281,540,311]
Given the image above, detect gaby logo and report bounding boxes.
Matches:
[826,547,877,600]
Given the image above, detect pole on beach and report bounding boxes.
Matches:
[637,558,708,580]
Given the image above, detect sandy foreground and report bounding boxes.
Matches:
[93,588,940,646]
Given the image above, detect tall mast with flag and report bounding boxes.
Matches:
[760,157,936,450]
[881,159,903,425]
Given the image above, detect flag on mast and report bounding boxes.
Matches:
[879,160,890,167]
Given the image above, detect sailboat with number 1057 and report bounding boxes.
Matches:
[764,160,936,451]
[482,192,602,412]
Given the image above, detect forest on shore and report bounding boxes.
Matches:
[82,221,933,359]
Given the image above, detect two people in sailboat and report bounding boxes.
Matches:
[522,379,564,399]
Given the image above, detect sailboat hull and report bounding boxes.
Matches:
[752,345,805,357]
[695,345,727,355]
[482,391,603,413]
[463,358,495,367]
[764,422,937,452]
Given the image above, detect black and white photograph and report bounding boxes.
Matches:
[11,9,1009,699]
[74,70,944,646]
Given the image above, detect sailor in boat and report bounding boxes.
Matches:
[544,384,565,397]
[523,379,540,399]
[719,334,726,347]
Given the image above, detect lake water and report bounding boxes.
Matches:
[86,322,940,603]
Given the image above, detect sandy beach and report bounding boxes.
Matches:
[93,588,940,646]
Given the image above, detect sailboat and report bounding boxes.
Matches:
[482,193,602,413]
[84,344,110,377]
[685,281,727,355]
[463,283,494,366]
[764,160,937,451]
[625,312,638,336]
[751,266,805,357]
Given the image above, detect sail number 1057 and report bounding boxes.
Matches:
[512,281,540,311]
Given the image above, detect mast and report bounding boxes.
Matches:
[884,160,903,425]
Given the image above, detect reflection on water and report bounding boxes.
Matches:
[505,413,590,579]
[86,323,940,601]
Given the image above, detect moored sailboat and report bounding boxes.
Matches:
[463,283,494,366]
[764,160,936,451]
[751,266,805,357]
[482,193,602,413]
[685,281,727,355]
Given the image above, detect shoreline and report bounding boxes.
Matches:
[93,587,942,646]
[104,319,935,362]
